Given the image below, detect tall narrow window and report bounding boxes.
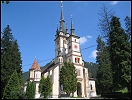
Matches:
[75,58,77,63]
[76,69,80,76]
[78,58,80,63]
[75,39,76,42]
[90,84,92,90]
[69,59,71,63]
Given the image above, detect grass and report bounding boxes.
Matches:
[116,88,128,93]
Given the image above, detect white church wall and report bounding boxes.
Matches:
[89,80,97,97]
[52,65,59,98]
[30,70,34,79]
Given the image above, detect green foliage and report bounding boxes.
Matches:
[1,25,22,98]
[25,81,35,99]
[109,16,131,91]
[3,70,21,99]
[84,62,98,78]
[96,35,113,93]
[59,62,77,95]
[39,76,52,98]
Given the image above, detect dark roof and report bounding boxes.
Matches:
[41,60,55,74]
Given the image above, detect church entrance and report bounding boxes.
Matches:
[77,82,82,97]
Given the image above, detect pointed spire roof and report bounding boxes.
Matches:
[60,2,64,21]
[30,59,41,71]
[55,23,59,36]
[59,1,65,33]
[65,22,69,34]
[70,15,75,35]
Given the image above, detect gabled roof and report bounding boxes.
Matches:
[30,59,41,71]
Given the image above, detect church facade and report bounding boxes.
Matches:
[23,3,97,99]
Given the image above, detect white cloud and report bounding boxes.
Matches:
[87,35,92,38]
[89,50,98,59]
[79,37,87,45]
[110,1,119,5]
[79,35,92,45]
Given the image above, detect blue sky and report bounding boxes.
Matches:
[1,1,131,72]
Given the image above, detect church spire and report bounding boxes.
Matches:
[55,23,59,36]
[59,1,65,33]
[70,15,75,35]
[65,22,69,34]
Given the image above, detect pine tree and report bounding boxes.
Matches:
[3,70,21,99]
[39,75,52,98]
[124,16,131,92]
[98,5,115,39]
[39,76,45,97]
[25,81,35,99]
[59,62,77,96]
[109,16,131,91]
[30,81,35,99]
[96,35,113,93]
[1,25,22,98]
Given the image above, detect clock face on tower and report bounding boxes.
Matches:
[74,45,77,49]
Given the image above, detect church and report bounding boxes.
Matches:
[23,2,97,99]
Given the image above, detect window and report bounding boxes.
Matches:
[69,59,71,63]
[75,57,80,63]
[76,69,80,76]
[75,58,77,63]
[90,84,92,90]
[58,58,60,62]
[75,39,76,42]
[63,40,66,44]
[78,58,80,63]
[69,46,71,49]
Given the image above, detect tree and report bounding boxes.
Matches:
[59,62,77,96]
[1,25,22,98]
[25,81,31,99]
[109,16,131,91]
[97,4,115,42]
[39,75,52,98]
[124,16,131,92]
[3,70,21,99]
[25,81,35,99]
[96,35,113,93]
[30,81,35,99]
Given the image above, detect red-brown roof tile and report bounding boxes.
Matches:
[30,59,41,71]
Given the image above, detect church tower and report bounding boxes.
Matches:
[53,2,90,98]
[54,2,68,64]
